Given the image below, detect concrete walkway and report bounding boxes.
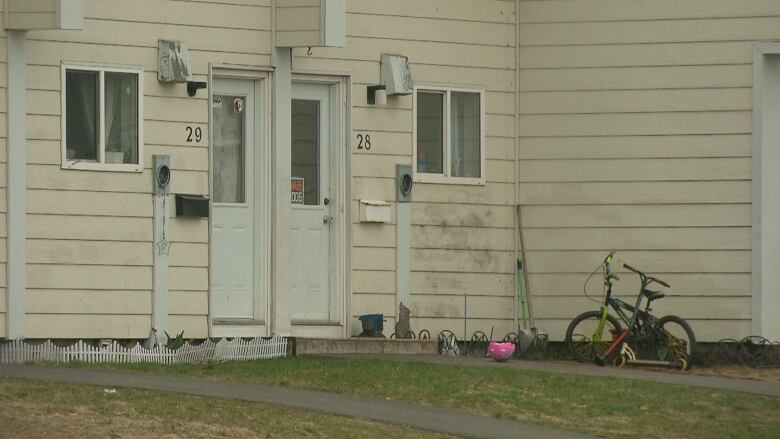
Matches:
[0,364,593,439]
[315,354,780,398]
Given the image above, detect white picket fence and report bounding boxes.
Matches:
[0,336,288,365]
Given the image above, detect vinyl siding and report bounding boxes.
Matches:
[292,0,518,336]
[5,0,767,343]
[517,0,762,342]
[20,0,271,339]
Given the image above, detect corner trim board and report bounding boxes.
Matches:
[6,30,26,339]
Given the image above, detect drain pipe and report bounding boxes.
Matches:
[512,0,521,332]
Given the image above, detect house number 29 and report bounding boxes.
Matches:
[356,133,372,150]
[185,126,203,143]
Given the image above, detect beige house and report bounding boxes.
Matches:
[1,0,777,344]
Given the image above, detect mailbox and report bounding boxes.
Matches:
[175,194,209,218]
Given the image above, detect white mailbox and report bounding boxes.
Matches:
[359,200,392,223]
[275,0,345,48]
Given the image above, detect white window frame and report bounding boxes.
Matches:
[61,62,144,172]
[412,84,485,185]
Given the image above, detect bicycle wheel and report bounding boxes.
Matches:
[565,311,623,363]
[654,315,697,365]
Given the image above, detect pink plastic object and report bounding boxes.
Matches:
[488,341,515,362]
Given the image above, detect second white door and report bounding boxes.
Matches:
[290,82,333,322]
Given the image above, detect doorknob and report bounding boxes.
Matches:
[323,215,334,224]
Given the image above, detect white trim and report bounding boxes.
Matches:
[412,84,486,186]
[344,74,353,337]
[152,194,169,338]
[6,30,27,339]
[513,0,521,333]
[272,47,294,336]
[60,62,144,172]
[396,202,411,320]
[751,42,780,341]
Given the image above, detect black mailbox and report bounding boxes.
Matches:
[175,194,209,218]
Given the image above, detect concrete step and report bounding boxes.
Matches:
[293,337,438,356]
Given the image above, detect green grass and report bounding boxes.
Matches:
[0,376,455,439]
[71,357,780,439]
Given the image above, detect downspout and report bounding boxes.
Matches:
[512,0,521,332]
[6,26,27,339]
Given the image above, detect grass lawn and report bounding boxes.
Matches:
[72,357,780,439]
[0,376,455,439]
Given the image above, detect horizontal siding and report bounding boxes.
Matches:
[15,1,265,337]
[520,65,751,92]
[517,0,765,341]
[525,251,750,274]
[169,315,208,338]
[25,314,151,339]
[26,290,151,315]
[521,204,750,228]
[519,0,780,23]
[529,273,750,297]
[336,0,518,335]
[27,265,152,290]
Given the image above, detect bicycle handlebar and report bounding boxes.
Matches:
[623,263,670,288]
[653,278,670,288]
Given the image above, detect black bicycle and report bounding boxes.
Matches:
[565,251,697,369]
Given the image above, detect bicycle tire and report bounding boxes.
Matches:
[654,315,697,366]
[565,310,623,363]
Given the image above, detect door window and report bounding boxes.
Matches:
[291,99,320,206]
[213,95,246,203]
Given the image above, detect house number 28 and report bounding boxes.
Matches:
[185,126,203,143]
[356,133,371,150]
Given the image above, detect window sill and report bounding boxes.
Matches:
[62,161,144,173]
[413,172,485,186]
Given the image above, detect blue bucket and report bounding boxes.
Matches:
[358,314,384,335]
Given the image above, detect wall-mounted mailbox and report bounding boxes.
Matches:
[175,194,209,218]
[359,200,391,223]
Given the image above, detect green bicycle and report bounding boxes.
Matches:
[565,251,697,369]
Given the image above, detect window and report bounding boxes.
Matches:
[61,64,143,171]
[413,86,484,184]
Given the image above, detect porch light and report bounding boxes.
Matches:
[367,85,387,105]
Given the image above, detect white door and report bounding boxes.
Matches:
[212,80,255,319]
[290,83,333,322]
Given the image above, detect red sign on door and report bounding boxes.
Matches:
[291,178,304,204]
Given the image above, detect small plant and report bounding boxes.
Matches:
[164,331,186,350]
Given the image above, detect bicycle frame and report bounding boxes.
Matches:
[591,254,662,365]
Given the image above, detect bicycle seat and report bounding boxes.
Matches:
[643,289,665,302]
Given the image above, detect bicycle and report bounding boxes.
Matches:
[564,251,697,370]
